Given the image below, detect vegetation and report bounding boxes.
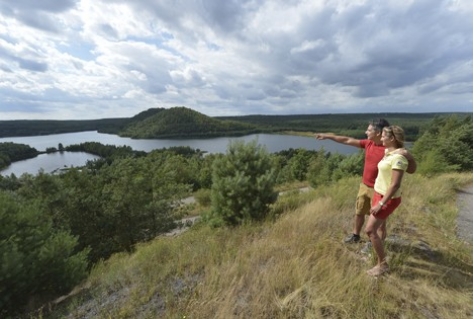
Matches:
[412,115,473,174]
[38,172,473,319]
[0,119,129,138]
[0,106,470,140]
[205,140,278,226]
[0,192,89,315]
[119,106,259,139]
[0,142,38,170]
[217,112,464,141]
[0,113,471,318]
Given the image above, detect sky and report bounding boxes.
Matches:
[0,0,472,120]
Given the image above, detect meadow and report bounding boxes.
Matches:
[43,172,472,319]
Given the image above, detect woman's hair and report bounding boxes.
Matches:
[383,125,405,148]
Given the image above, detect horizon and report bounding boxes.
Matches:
[0,109,472,122]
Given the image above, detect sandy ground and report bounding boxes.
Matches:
[456,184,473,245]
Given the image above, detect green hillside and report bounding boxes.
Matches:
[119,106,258,139]
[41,172,473,319]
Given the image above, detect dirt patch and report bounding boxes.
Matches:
[456,184,473,245]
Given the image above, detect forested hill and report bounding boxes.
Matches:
[119,106,258,138]
[0,106,470,140]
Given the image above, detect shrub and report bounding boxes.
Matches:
[208,140,278,226]
[194,188,212,207]
[307,153,331,188]
[412,115,472,174]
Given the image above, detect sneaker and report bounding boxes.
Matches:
[360,242,372,254]
[344,234,361,243]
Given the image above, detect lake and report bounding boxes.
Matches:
[0,131,358,176]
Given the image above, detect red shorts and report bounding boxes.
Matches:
[371,192,401,220]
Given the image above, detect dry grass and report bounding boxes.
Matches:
[45,172,472,319]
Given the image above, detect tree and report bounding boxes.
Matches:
[208,140,278,226]
[412,115,472,175]
[330,151,364,181]
[287,148,313,181]
[307,150,331,188]
[0,191,88,316]
[60,154,189,262]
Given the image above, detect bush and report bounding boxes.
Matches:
[194,188,212,207]
[0,192,89,316]
[207,140,278,226]
[307,152,331,188]
[412,115,472,174]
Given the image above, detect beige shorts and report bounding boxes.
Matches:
[355,183,374,216]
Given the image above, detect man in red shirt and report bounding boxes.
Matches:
[315,119,416,243]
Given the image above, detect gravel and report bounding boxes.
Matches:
[456,184,473,245]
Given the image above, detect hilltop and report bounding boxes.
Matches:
[38,172,472,319]
[118,106,258,139]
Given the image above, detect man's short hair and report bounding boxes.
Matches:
[370,118,390,132]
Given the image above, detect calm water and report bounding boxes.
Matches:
[0,131,357,176]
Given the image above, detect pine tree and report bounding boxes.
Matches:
[208,140,278,226]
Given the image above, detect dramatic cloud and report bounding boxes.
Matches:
[0,0,471,120]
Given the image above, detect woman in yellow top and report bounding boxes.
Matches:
[365,125,408,276]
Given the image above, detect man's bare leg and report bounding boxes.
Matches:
[353,214,365,236]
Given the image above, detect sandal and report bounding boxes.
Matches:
[366,264,389,276]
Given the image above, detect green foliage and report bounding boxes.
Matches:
[272,148,322,184]
[194,188,212,207]
[217,112,458,141]
[0,108,468,140]
[0,118,130,138]
[207,140,278,226]
[8,150,195,265]
[0,142,38,170]
[65,142,142,160]
[0,192,88,316]
[59,154,190,262]
[287,148,313,181]
[412,115,472,175]
[196,154,219,189]
[59,169,113,262]
[0,174,21,192]
[307,152,331,188]
[330,151,364,181]
[120,106,258,139]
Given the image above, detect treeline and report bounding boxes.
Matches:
[0,118,129,138]
[217,112,451,141]
[0,142,38,170]
[0,115,471,317]
[1,106,469,140]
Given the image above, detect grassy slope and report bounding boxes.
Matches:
[45,172,472,319]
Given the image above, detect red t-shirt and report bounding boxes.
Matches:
[359,139,385,188]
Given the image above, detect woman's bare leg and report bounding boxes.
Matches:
[365,214,389,273]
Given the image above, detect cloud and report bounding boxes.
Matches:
[0,0,471,120]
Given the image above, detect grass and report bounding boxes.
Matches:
[38,172,472,319]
